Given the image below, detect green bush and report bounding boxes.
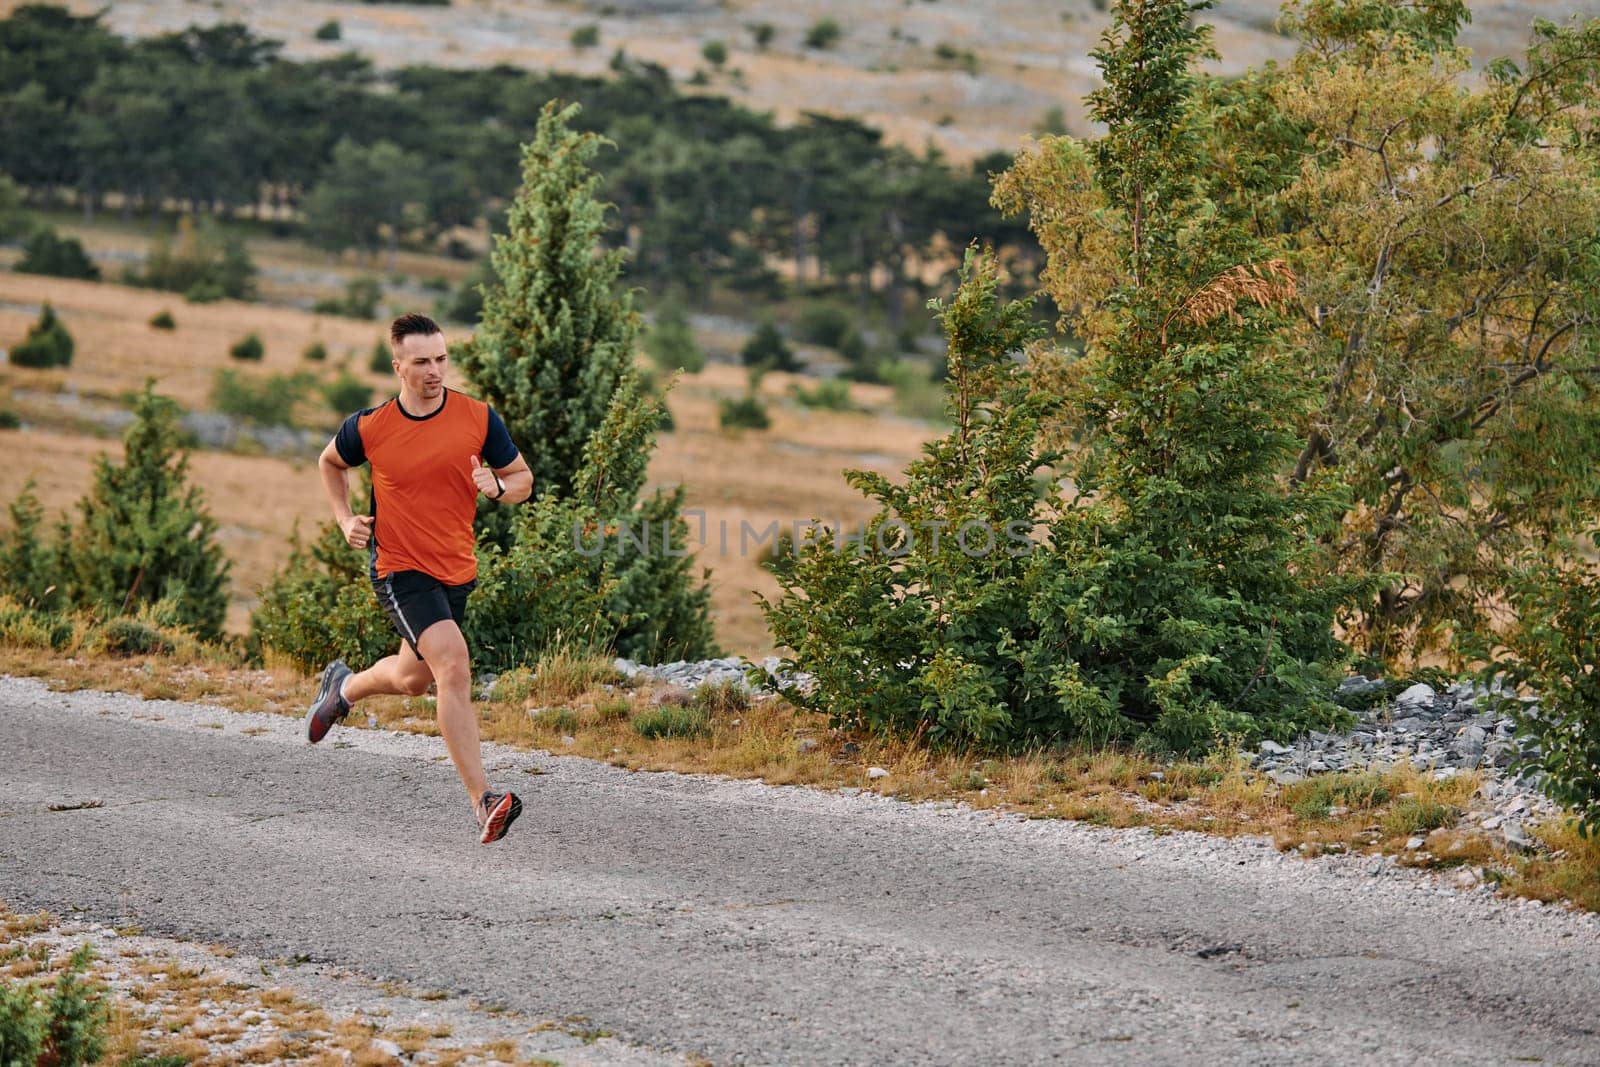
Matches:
[314,19,341,40]
[90,616,177,657]
[789,378,854,411]
[250,522,398,673]
[634,703,711,739]
[313,276,383,320]
[16,227,100,281]
[740,321,798,373]
[804,18,842,49]
[571,24,600,49]
[130,217,256,302]
[876,358,946,422]
[0,944,108,1067]
[369,339,393,375]
[1484,541,1600,833]
[229,333,265,362]
[0,411,18,430]
[302,340,328,362]
[10,304,74,369]
[702,40,728,67]
[748,22,775,49]
[0,482,64,613]
[719,393,770,431]
[644,300,705,373]
[323,371,372,415]
[149,310,177,331]
[795,303,854,349]
[210,368,311,426]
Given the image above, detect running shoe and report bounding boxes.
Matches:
[305,659,353,744]
[476,789,523,844]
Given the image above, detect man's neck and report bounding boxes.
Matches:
[398,387,446,417]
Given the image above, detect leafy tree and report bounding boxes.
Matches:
[65,381,230,639]
[302,138,427,269]
[1000,1,1600,666]
[0,479,64,612]
[130,217,256,301]
[10,303,74,368]
[15,226,98,280]
[702,40,728,68]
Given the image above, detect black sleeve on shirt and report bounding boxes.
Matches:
[482,408,519,469]
[334,410,369,467]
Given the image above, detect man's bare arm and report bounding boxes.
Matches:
[469,454,534,505]
[319,439,373,548]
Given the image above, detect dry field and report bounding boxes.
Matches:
[0,269,932,654]
[6,0,1584,164]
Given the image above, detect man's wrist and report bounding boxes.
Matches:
[491,474,506,500]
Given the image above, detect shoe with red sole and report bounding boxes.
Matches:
[305,659,353,744]
[476,789,522,844]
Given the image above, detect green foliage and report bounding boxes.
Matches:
[65,381,230,639]
[0,173,35,241]
[369,339,392,375]
[211,368,310,426]
[10,303,74,369]
[633,703,711,739]
[148,309,176,331]
[0,974,47,1067]
[314,19,341,41]
[571,24,600,50]
[302,339,327,362]
[250,521,396,672]
[313,275,383,320]
[795,302,854,349]
[0,411,18,430]
[748,22,775,49]
[804,18,843,49]
[702,40,728,67]
[933,42,979,74]
[228,332,265,362]
[0,481,64,613]
[789,378,854,411]
[1482,536,1600,833]
[876,358,946,421]
[322,371,371,414]
[128,217,256,301]
[644,299,704,373]
[740,321,798,373]
[0,944,108,1067]
[302,140,427,266]
[16,227,99,280]
[719,392,770,431]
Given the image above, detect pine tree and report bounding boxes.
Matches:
[459,101,717,661]
[67,381,230,639]
[457,101,638,502]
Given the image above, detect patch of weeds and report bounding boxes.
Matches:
[693,679,749,716]
[594,696,633,723]
[1381,797,1459,837]
[534,706,579,734]
[531,645,621,704]
[633,704,711,740]
[949,770,987,791]
[1284,772,1391,821]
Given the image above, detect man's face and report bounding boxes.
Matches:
[393,331,448,400]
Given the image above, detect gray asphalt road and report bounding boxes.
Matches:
[4,677,1600,1065]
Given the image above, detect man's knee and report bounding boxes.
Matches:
[398,667,433,697]
[417,625,470,691]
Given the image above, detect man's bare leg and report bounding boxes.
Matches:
[411,619,488,803]
[343,642,433,703]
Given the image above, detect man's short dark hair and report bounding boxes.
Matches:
[389,312,442,347]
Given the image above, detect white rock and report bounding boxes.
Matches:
[1405,836,1426,851]
[1395,683,1438,708]
[867,767,889,779]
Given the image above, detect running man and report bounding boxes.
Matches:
[304,312,534,844]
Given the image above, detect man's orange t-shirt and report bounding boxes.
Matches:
[334,390,519,586]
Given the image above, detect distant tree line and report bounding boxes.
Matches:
[0,5,1035,324]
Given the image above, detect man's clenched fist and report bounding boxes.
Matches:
[341,514,375,549]
[469,455,504,499]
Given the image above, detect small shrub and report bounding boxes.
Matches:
[10,304,74,369]
[644,301,704,373]
[323,372,372,415]
[595,695,633,722]
[1284,772,1390,820]
[804,18,842,50]
[211,368,311,426]
[149,310,177,331]
[46,945,109,1066]
[740,321,798,373]
[789,379,854,411]
[532,644,621,704]
[184,280,225,304]
[91,617,178,658]
[876,357,946,422]
[369,339,393,375]
[795,303,854,349]
[634,704,711,740]
[533,706,580,733]
[314,19,341,40]
[228,333,265,362]
[748,22,775,49]
[0,411,19,430]
[133,217,256,301]
[16,227,100,281]
[303,340,328,362]
[571,24,600,50]
[313,276,383,320]
[702,39,728,66]
[693,679,749,715]
[719,393,770,431]
[0,975,46,1067]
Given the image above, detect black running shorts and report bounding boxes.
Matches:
[370,569,476,659]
